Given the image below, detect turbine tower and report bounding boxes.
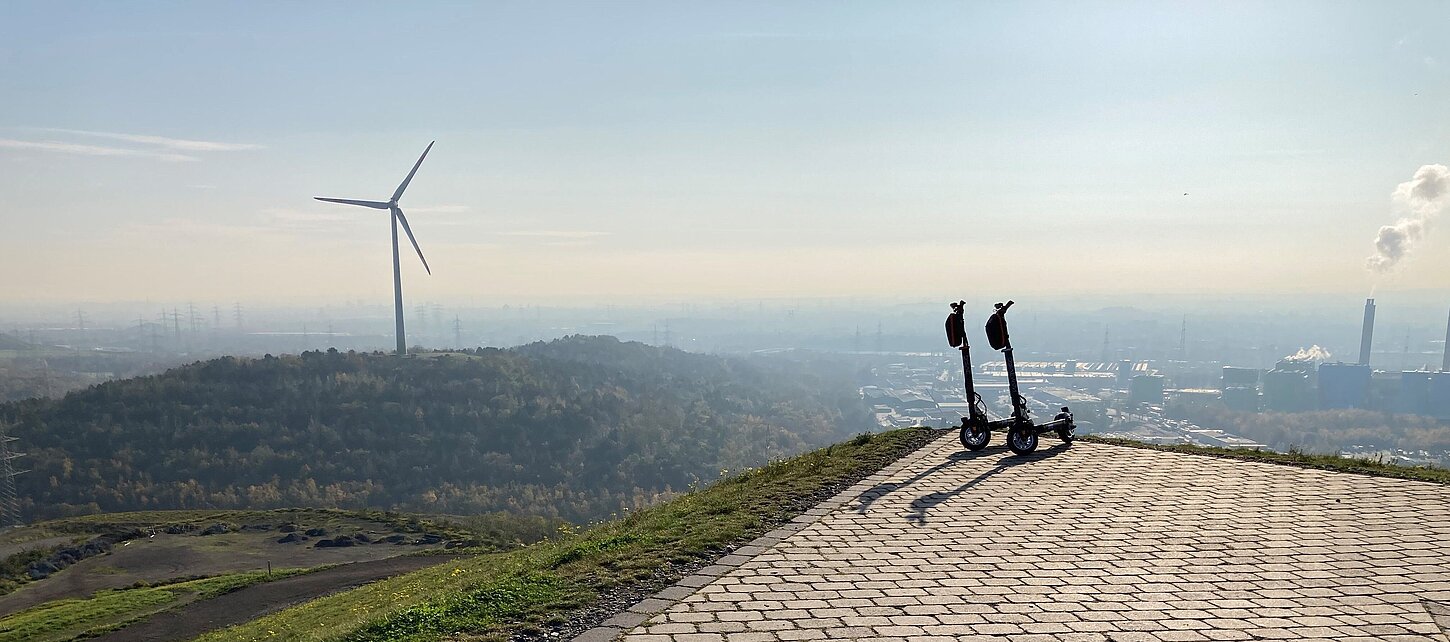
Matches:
[316,141,435,355]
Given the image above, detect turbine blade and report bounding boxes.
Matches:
[392,206,430,274]
[392,141,435,202]
[315,197,390,209]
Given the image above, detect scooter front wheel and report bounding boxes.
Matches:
[960,425,990,451]
[1057,425,1074,443]
[1007,425,1038,455]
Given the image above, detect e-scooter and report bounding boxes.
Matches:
[946,301,1012,451]
[947,300,1075,455]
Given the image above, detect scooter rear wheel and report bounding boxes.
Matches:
[960,425,990,451]
[1007,425,1038,455]
[1057,425,1074,443]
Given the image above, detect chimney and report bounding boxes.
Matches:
[1359,298,1376,366]
[1442,306,1449,372]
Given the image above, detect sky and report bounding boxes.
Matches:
[2,1,1448,306]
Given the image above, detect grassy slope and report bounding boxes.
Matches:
[0,508,491,600]
[200,427,940,642]
[5,508,482,544]
[1083,435,1450,484]
[0,568,312,642]
[193,433,1450,641]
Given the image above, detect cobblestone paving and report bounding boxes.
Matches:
[618,436,1450,641]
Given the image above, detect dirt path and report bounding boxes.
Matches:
[95,555,460,642]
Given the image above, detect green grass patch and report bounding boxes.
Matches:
[1083,436,1450,484]
[0,568,312,642]
[199,427,940,642]
[29,508,479,542]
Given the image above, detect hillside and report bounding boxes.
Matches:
[193,427,941,642]
[199,432,1450,642]
[1,336,873,522]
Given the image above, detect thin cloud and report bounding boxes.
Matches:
[39,128,264,152]
[406,204,471,214]
[263,208,357,227]
[0,138,198,162]
[121,218,278,241]
[540,240,601,248]
[501,230,611,239]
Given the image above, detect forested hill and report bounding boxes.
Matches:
[3,336,873,522]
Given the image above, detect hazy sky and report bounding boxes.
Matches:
[2,1,1448,305]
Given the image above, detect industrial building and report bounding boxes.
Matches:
[1399,371,1432,415]
[1318,362,1371,410]
[1129,374,1165,405]
[1222,386,1260,412]
[1221,366,1259,390]
[1264,367,1313,412]
[1431,373,1450,420]
[1117,360,1137,386]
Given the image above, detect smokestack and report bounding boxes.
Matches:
[1359,298,1376,365]
[1442,307,1449,372]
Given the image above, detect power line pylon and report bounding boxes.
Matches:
[0,425,27,528]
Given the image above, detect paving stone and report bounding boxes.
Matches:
[612,436,1450,641]
[573,626,623,642]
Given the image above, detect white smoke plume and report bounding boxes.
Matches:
[1283,345,1332,362]
[1367,164,1450,272]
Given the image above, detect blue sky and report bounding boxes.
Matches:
[2,1,1447,303]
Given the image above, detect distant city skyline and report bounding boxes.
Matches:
[2,2,1448,303]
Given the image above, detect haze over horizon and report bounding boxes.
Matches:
[3,2,1449,304]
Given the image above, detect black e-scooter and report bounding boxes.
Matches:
[946,301,1011,451]
[946,300,1075,455]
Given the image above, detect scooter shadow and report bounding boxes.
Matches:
[905,441,1070,526]
[849,450,979,514]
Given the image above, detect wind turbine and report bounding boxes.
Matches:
[315,141,435,356]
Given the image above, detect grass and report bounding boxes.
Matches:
[0,568,313,642]
[26,508,479,542]
[0,508,492,600]
[197,427,940,642]
[1082,435,1450,484]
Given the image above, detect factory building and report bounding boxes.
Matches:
[1427,372,1450,420]
[1369,371,1401,411]
[1318,362,1371,410]
[1263,367,1313,412]
[1222,386,1260,412]
[1399,371,1432,415]
[1129,374,1165,405]
[1221,366,1259,390]
[1117,360,1136,387]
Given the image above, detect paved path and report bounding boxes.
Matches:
[617,436,1450,641]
